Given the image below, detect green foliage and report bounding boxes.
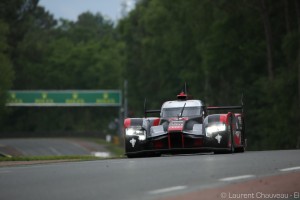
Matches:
[119,0,300,150]
[0,20,14,121]
[0,2,124,134]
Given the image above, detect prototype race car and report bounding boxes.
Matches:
[123,92,246,158]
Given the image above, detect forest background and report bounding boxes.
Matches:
[0,0,299,150]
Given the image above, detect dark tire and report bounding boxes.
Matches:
[235,146,245,153]
[147,152,162,157]
[213,123,235,154]
[234,131,246,153]
[127,152,161,158]
[126,153,142,158]
[126,154,136,158]
[228,117,235,153]
[214,150,229,154]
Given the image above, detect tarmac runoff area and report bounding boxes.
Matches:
[0,138,111,159]
[0,159,81,167]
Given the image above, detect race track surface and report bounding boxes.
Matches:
[0,138,108,156]
[0,150,300,200]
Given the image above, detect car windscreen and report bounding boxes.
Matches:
[162,107,201,118]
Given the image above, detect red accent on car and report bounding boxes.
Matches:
[168,133,171,149]
[194,138,203,147]
[177,92,187,100]
[167,118,188,132]
[220,112,234,125]
[124,118,131,128]
[153,140,163,149]
[168,126,184,132]
[234,133,241,146]
[228,138,232,148]
[152,118,160,126]
[220,115,227,124]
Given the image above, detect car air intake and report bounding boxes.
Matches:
[169,132,183,148]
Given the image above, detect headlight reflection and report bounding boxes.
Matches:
[125,126,146,141]
[206,123,226,137]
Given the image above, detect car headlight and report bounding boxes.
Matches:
[125,126,146,141]
[206,123,226,137]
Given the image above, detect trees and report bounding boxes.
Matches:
[0,0,298,149]
[0,3,124,134]
[118,0,299,150]
[0,0,38,124]
[0,20,14,122]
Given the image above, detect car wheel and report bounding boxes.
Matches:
[126,153,141,158]
[228,118,235,153]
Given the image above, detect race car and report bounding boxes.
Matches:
[123,92,246,158]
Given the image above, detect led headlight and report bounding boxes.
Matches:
[206,123,226,137]
[125,126,146,141]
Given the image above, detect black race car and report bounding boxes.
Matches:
[123,92,246,158]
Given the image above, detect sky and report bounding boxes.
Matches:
[39,0,136,22]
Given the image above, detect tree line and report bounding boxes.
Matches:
[0,0,299,150]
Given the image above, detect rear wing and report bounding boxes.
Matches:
[205,106,244,118]
[206,94,244,113]
[207,106,243,111]
[144,99,160,117]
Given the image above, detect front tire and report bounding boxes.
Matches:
[229,125,235,153]
[126,153,143,158]
[235,146,245,153]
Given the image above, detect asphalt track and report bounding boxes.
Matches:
[0,150,300,200]
[0,138,108,156]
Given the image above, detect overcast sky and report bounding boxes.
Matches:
[39,0,136,22]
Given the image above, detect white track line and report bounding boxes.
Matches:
[219,174,255,182]
[279,166,300,172]
[148,185,187,195]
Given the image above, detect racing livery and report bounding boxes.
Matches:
[124,92,246,158]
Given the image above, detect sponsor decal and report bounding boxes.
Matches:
[238,116,242,125]
[168,120,184,132]
[235,131,241,137]
[235,131,242,145]
[215,134,222,144]
[129,138,136,148]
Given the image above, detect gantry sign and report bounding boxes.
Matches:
[6,90,121,107]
